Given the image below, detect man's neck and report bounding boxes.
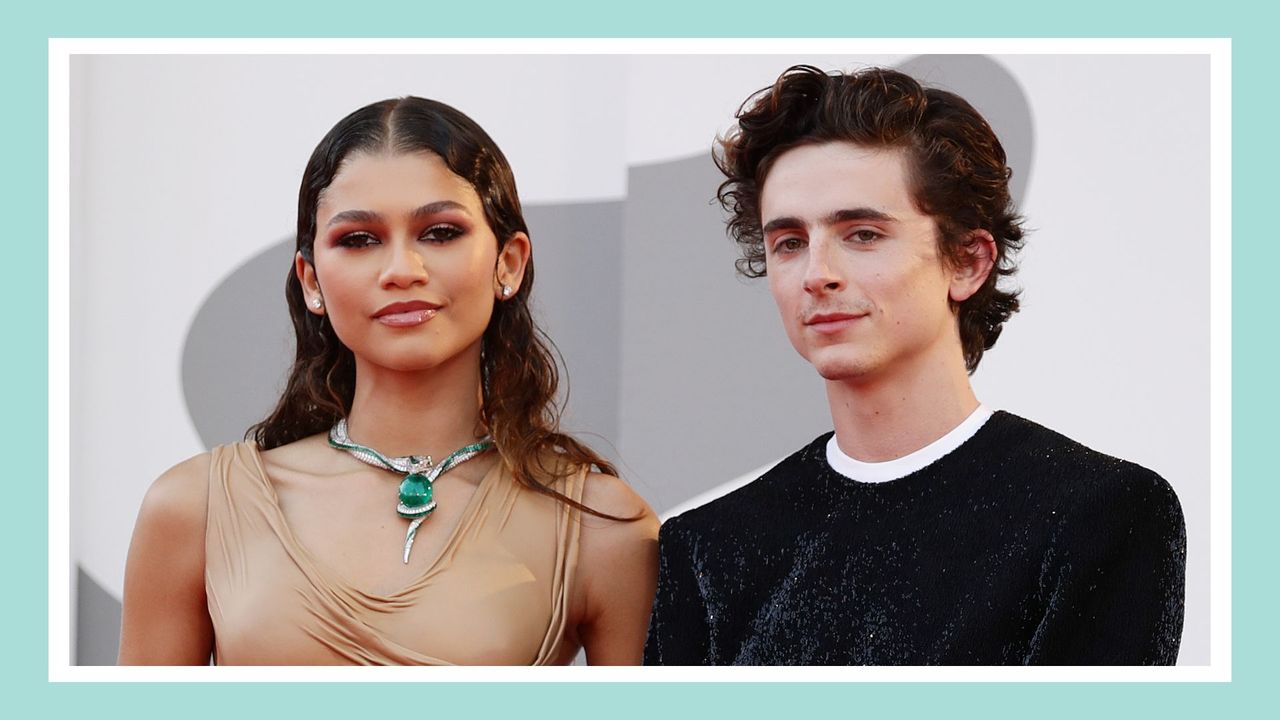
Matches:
[826,353,979,463]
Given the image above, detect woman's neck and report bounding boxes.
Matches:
[343,344,486,459]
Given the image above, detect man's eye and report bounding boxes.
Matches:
[849,229,881,244]
[336,232,379,248]
[421,224,464,243]
[775,237,806,253]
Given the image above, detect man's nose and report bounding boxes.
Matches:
[802,240,844,295]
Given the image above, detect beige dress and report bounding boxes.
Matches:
[204,442,584,665]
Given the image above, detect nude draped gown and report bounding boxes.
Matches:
[204,442,584,665]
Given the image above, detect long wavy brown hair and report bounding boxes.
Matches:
[248,96,622,518]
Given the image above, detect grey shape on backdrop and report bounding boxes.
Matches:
[521,201,625,465]
[897,54,1034,207]
[616,153,834,513]
[182,239,297,449]
[76,567,122,665]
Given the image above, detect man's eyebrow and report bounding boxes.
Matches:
[762,207,897,235]
[761,216,805,235]
[824,207,897,225]
[325,201,471,228]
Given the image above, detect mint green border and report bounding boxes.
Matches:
[14,0,1269,716]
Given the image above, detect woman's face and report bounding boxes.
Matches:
[298,150,525,374]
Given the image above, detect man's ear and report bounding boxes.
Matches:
[494,232,532,299]
[295,251,325,315]
[949,230,997,303]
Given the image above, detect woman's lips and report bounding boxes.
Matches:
[376,308,437,327]
[373,301,440,327]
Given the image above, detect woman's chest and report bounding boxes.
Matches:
[211,524,558,665]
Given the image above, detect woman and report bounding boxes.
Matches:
[118,97,659,665]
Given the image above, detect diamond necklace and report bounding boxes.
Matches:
[328,418,495,563]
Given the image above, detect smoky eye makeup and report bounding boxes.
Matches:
[418,222,466,244]
[332,230,380,249]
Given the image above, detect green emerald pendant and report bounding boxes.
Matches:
[397,473,435,519]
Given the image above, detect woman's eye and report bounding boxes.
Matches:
[336,232,379,248]
[421,224,464,243]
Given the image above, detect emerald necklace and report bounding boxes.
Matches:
[328,418,495,564]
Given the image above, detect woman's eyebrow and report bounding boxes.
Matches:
[326,209,382,227]
[325,201,472,228]
[409,200,470,220]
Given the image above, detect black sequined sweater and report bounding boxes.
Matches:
[644,412,1186,665]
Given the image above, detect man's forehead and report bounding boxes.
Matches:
[760,142,915,224]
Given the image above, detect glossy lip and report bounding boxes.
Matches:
[372,300,441,328]
[803,311,866,335]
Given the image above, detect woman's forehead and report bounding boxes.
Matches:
[318,151,480,216]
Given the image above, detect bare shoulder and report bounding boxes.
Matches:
[120,452,216,664]
[137,452,214,532]
[579,471,659,536]
[576,471,659,584]
[571,472,659,664]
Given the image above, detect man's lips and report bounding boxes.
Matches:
[373,300,440,327]
[804,312,866,334]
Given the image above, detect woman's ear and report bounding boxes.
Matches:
[494,232,532,299]
[949,230,997,303]
[296,251,325,315]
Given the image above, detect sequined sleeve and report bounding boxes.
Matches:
[644,517,713,665]
[1024,464,1187,665]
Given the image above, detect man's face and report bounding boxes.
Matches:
[761,142,961,384]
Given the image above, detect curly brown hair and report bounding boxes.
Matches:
[716,65,1025,372]
[249,96,622,518]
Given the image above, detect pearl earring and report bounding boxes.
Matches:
[313,296,324,309]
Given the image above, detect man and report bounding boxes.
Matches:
[644,65,1186,665]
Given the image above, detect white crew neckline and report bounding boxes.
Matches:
[825,405,994,484]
